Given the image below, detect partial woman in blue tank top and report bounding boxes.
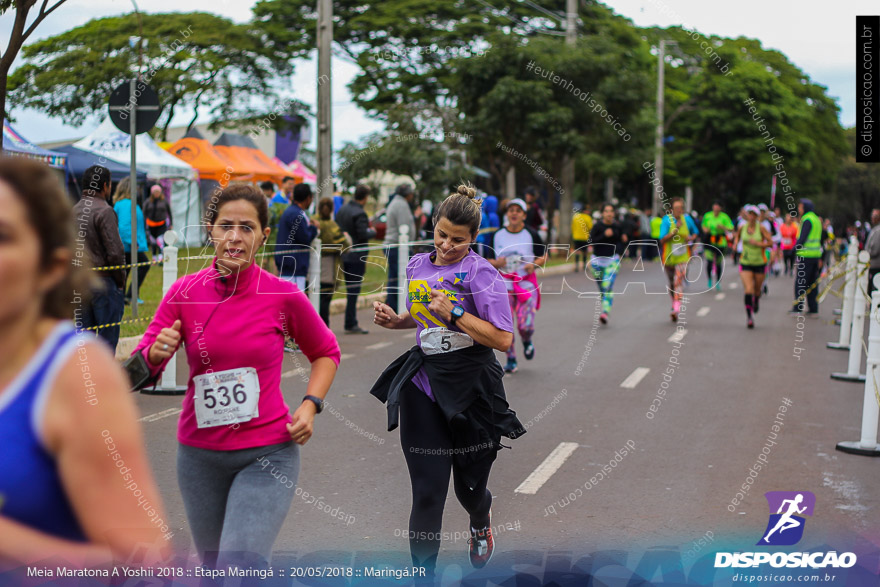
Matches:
[0,159,170,568]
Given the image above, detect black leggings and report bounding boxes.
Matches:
[706,253,725,282]
[783,250,795,274]
[399,382,493,573]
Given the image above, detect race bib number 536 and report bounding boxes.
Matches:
[193,367,260,428]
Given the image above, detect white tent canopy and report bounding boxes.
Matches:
[74,118,202,246]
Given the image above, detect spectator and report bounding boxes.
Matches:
[113,178,150,305]
[336,184,376,334]
[275,183,318,291]
[382,183,416,312]
[272,176,295,206]
[264,181,286,266]
[72,165,125,350]
[866,210,880,295]
[144,184,172,260]
[260,181,275,201]
[523,186,543,231]
[791,198,823,315]
[571,203,593,272]
[649,209,663,261]
[312,197,349,326]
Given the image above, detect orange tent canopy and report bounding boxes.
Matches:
[214,133,289,184]
[167,128,250,184]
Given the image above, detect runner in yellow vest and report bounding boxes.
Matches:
[658,197,699,322]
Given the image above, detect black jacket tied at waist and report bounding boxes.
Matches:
[370,343,526,486]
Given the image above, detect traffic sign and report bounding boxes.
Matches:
[108,79,162,135]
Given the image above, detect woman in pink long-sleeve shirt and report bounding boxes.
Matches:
[133,184,340,568]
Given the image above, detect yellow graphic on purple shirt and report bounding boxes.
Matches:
[408,280,444,328]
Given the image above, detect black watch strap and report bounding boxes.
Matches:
[303,395,323,413]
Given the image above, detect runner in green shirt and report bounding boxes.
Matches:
[731,205,773,329]
[701,202,734,291]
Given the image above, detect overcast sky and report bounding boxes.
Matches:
[0,0,864,150]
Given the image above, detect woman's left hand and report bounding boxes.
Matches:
[428,288,454,321]
[287,401,317,445]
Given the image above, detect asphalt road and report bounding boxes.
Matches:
[132,257,879,580]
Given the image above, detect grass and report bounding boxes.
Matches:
[117,241,573,339]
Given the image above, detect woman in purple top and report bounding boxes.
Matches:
[371,184,524,582]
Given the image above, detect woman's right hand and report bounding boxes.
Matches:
[373,301,400,329]
[148,319,182,365]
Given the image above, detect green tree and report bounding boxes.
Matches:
[641,27,846,213]
[336,106,469,202]
[8,11,305,140]
[0,0,70,148]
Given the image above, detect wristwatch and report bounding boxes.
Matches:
[302,395,324,414]
[449,305,465,326]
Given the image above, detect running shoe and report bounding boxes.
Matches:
[747,317,754,329]
[468,524,495,569]
[523,341,535,360]
[715,281,722,291]
[599,312,608,324]
[503,359,518,374]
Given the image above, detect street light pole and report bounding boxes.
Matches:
[653,40,667,217]
[316,0,333,199]
[558,0,577,245]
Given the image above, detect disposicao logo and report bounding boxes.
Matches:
[715,491,857,569]
[758,490,815,546]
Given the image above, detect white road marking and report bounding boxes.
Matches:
[714,292,726,301]
[281,367,306,378]
[697,307,711,317]
[366,341,393,350]
[340,353,355,361]
[620,367,651,389]
[667,329,687,343]
[515,442,579,495]
[139,408,182,423]
[729,283,738,290]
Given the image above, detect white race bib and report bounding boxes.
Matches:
[193,367,260,428]
[419,327,474,356]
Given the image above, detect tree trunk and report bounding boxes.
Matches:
[0,72,8,151]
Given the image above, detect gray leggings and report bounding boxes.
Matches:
[177,441,299,568]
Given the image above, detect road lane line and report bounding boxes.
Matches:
[729,283,738,289]
[697,307,710,317]
[714,292,726,301]
[667,329,687,343]
[515,442,579,495]
[139,408,182,423]
[620,367,650,389]
[366,341,393,350]
[340,353,355,361]
[282,367,306,378]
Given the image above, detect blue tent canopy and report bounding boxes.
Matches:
[3,121,67,169]
[55,145,148,183]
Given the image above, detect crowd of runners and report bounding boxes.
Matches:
[0,155,853,584]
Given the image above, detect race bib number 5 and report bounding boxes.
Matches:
[420,327,474,355]
[193,367,260,428]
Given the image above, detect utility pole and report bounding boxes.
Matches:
[316,0,333,199]
[557,0,577,246]
[652,39,667,217]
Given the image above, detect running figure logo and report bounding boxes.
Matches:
[757,491,815,546]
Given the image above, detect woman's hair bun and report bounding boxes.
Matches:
[456,184,477,199]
